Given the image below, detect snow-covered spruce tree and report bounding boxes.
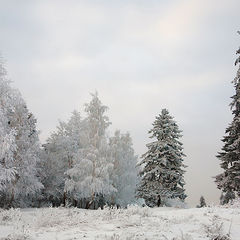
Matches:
[200,196,207,207]
[197,196,207,208]
[137,109,187,207]
[220,191,235,205]
[0,61,43,207]
[215,33,240,198]
[42,110,87,206]
[64,92,116,209]
[108,130,138,207]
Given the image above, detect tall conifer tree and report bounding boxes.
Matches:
[215,33,240,197]
[137,109,186,207]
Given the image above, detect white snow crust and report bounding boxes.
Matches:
[0,205,239,240]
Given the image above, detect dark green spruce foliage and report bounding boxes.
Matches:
[197,196,207,208]
[137,109,187,207]
[215,33,240,198]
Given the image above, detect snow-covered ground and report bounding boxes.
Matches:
[0,204,240,240]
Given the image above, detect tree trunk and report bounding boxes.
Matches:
[63,191,66,207]
[157,195,161,207]
[9,188,15,208]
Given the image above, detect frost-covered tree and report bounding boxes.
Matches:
[64,93,116,208]
[0,62,18,204]
[215,33,240,197]
[42,110,87,206]
[0,61,43,207]
[109,130,138,207]
[219,190,235,205]
[9,101,43,207]
[137,109,187,207]
[197,196,207,208]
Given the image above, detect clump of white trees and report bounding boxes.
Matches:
[0,60,43,208]
[0,58,189,209]
[0,68,139,209]
[40,93,140,209]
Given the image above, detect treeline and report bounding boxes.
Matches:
[214,35,240,202]
[0,63,138,208]
[42,93,138,209]
[0,33,239,209]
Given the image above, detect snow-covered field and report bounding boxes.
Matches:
[0,205,240,240]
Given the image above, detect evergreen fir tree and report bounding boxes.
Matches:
[137,109,187,207]
[215,33,240,197]
[197,196,207,208]
[219,191,235,205]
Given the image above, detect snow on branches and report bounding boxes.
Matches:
[137,109,187,207]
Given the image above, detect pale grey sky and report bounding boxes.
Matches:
[0,0,239,206]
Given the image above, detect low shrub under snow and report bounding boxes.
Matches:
[0,204,239,240]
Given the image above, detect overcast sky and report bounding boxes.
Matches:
[0,0,239,206]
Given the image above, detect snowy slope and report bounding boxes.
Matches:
[0,205,239,240]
